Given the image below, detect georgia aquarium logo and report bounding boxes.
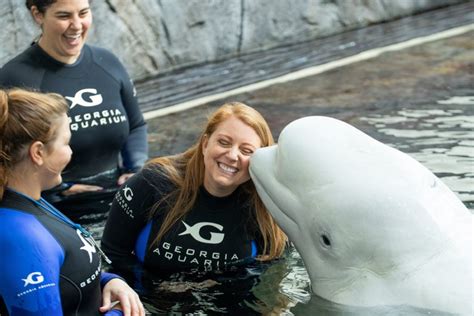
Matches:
[66,88,103,109]
[178,221,225,244]
[22,272,44,287]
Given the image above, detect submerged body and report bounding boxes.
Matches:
[249,116,473,315]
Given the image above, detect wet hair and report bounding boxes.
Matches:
[147,102,287,260]
[25,0,57,13]
[0,88,68,199]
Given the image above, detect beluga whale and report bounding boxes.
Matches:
[249,116,473,315]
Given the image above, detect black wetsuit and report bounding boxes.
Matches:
[0,44,148,220]
[0,190,122,315]
[101,167,263,272]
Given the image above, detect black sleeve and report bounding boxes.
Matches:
[101,167,171,269]
[120,124,148,173]
[119,74,148,172]
[101,170,153,269]
[91,46,148,172]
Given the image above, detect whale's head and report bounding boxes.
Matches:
[249,116,470,307]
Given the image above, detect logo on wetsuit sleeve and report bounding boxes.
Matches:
[179,221,225,244]
[115,186,135,218]
[22,272,44,286]
[123,185,133,201]
[66,88,103,109]
[17,272,55,297]
[131,79,137,97]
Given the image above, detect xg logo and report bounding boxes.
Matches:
[66,88,103,109]
[22,272,44,287]
[123,185,133,201]
[179,221,224,244]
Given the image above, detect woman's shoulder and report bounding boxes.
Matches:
[85,44,131,83]
[0,207,55,246]
[87,44,116,57]
[142,163,177,191]
[2,44,37,65]
[127,163,176,194]
[0,45,44,87]
[87,45,125,68]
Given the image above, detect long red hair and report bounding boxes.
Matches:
[147,102,287,260]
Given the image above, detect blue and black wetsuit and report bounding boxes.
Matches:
[101,166,263,272]
[0,43,148,220]
[0,190,122,316]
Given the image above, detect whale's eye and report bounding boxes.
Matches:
[320,234,331,248]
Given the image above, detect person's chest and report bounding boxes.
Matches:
[40,68,130,160]
[41,68,128,128]
[27,212,103,313]
[144,203,255,271]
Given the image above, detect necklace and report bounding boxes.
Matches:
[6,188,112,264]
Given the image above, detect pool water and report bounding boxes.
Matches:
[85,95,472,315]
[354,96,473,211]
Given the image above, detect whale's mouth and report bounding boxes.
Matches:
[250,167,299,233]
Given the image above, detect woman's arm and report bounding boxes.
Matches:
[0,210,64,315]
[101,170,156,269]
[89,47,148,175]
[118,64,148,174]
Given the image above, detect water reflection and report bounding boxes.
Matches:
[357,96,474,211]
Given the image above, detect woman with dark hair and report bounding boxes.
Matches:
[0,88,144,315]
[0,0,148,221]
[102,102,287,272]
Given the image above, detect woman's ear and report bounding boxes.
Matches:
[202,134,209,154]
[30,6,44,26]
[29,141,45,166]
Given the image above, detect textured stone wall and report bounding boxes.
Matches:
[0,0,465,80]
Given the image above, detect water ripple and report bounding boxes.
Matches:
[360,99,473,210]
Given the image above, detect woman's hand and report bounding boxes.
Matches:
[99,278,145,316]
[117,173,134,186]
[62,184,103,195]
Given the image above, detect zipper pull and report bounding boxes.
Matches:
[87,236,112,265]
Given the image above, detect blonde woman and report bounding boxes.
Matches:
[102,102,286,272]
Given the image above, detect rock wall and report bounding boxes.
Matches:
[0,0,465,80]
